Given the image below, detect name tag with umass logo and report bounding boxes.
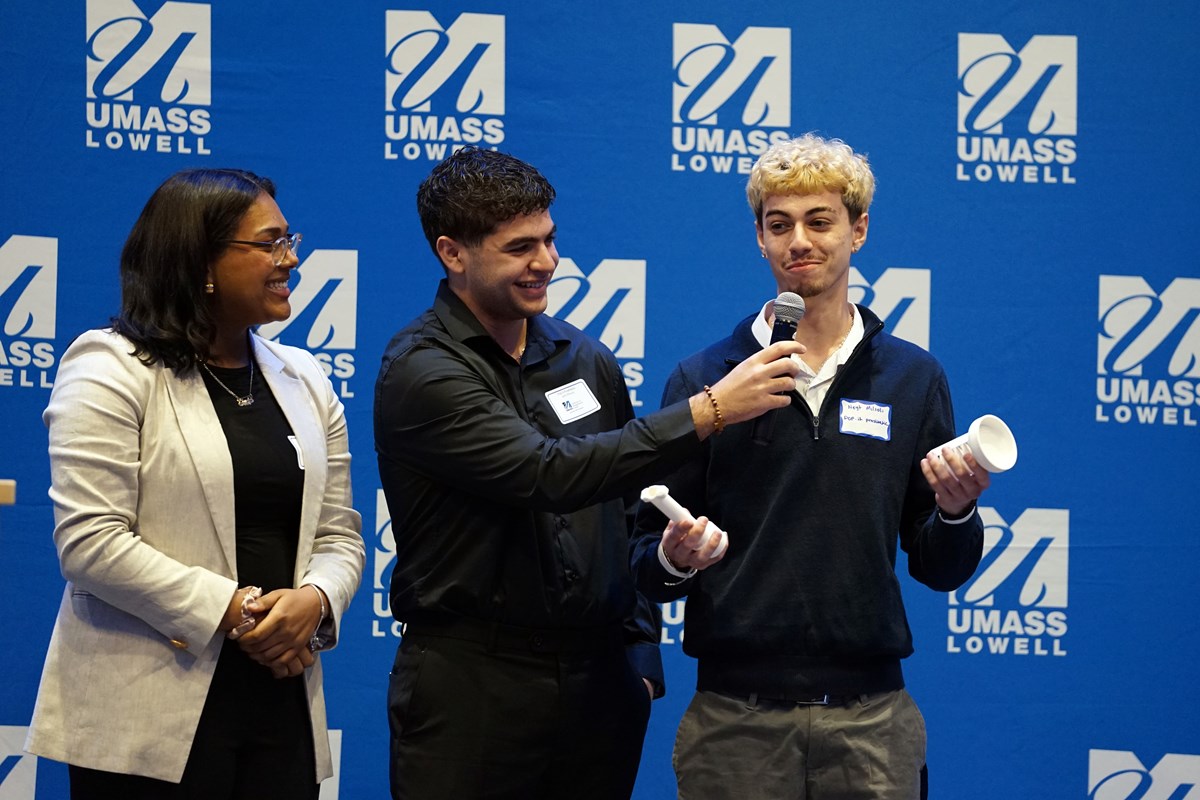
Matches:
[545,379,601,424]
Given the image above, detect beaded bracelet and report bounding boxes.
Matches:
[702,385,724,434]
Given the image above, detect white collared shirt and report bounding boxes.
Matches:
[752,300,863,416]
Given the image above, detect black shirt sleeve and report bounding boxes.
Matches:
[376,339,699,513]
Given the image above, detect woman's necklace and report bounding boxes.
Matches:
[200,355,254,407]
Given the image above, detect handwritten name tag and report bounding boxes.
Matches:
[545,379,602,424]
[839,398,892,441]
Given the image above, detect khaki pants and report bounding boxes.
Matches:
[673,688,926,800]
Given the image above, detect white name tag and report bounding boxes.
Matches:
[545,379,602,425]
[287,435,306,469]
[839,398,892,441]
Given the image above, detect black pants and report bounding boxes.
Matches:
[70,640,319,800]
[388,629,652,799]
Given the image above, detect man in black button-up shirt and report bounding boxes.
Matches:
[375,147,802,800]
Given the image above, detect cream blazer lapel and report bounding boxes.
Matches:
[164,358,238,577]
[164,338,330,585]
[255,337,328,586]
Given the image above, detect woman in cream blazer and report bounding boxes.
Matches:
[25,169,364,798]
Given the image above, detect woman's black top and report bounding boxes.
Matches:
[199,360,305,591]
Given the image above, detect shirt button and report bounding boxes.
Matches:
[565,570,579,583]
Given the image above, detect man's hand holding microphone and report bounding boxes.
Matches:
[687,336,804,441]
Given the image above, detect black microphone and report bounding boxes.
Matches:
[751,292,806,446]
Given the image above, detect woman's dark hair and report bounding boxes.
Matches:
[112,168,276,372]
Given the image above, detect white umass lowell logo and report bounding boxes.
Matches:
[370,489,401,639]
[546,258,647,407]
[1096,275,1200,428]
[1089,749,1200,800]
[947,507,1069,657]
[384,10,505,162]
[848,267,930,351]
[670,22,792,176]
[0,235,57,390]
[316,730,342,800]
[258,250,358,400]
[85,0,212,154]
[660,600,686,646]
[0,725,37,798]
[956,33,1076,184]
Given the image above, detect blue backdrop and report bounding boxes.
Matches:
[2,1,1198,797]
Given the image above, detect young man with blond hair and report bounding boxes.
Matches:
[633,133,990,800]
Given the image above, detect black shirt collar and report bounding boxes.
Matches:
[431,279,570,364]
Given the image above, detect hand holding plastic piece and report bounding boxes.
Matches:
[928,414,1018,473]
[640,485,728,560]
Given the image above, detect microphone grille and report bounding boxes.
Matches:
[774,292,806,323]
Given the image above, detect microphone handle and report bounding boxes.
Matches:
[750,319,798,446]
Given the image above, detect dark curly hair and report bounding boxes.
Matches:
[416,147,555,258]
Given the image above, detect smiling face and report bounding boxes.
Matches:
[207,192,298,336]
[756,189,868,301]
[438,209,559,337]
